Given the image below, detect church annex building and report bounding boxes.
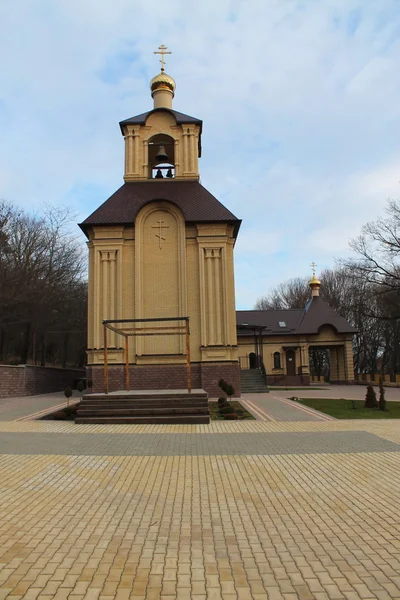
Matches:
[237,275,355,387]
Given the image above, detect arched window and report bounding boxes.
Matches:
[273,352,281,369]
[148,133,175,179]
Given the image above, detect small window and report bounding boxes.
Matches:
[273,352,281,369]
[278,321,286,328]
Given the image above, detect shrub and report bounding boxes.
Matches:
[220,405,234,414]
[364,385,378,408]
[52,411,67,420]
[379,376,386,411]
[225,384,235,399]
[219,379,229,394]
[218,397,227,405]
[224,413,238,420]
[64,386,73,408]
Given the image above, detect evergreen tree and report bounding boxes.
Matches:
[379,376,386,411]
[364,385,377,408]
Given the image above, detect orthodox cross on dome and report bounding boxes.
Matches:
[152,219,170,249]
[310,261,317,276]
[154,44,172,72]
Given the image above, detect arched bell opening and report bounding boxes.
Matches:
[148,134,175,179]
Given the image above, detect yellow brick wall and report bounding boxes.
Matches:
[87,204,238,367]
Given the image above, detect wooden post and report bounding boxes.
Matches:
[125,335,130,391]
[186,319,191,393]
[103,323,109,394]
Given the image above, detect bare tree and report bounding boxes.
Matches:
[255,277,310,309]
[344,200,400,299]
[0,200,87,366]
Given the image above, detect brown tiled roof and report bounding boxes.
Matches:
[237,309,304,335]
[119,108,202,129]
[237,297,356,336]
[297,296,356,334]
[119,108,203,156]
[79,181,241,238]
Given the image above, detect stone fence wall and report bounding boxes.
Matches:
[0,365,86,398]
[311,373,400,386]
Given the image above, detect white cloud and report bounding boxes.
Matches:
[0,0,399,307]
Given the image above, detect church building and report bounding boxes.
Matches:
[80,47,356,398]
[80,47,241,397]
[237,273,356,386]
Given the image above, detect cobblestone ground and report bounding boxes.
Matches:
[0,392,80,421]
[240,395,335,422]
[0,420,400,600]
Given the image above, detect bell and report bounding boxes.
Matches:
[166,168,173,178]
[155,145,168,162]
[155,169,163,179]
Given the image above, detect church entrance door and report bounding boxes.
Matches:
[249,352,257,369]
[286,350,296,376]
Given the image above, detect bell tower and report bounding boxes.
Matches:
[121,45,201,182]
[80,46,241,398]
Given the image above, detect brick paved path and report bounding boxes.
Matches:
[241,393,335,422]
[0,430,397,457]
[0,391,80,421]
[0,419,400,600]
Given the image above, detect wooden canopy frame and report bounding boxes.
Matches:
[102,317,191,394]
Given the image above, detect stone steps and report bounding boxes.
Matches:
[78,406,209,417]
[76,389,210,424]
[75,415,210,425]
[240,370,269,393]
[79,400,208,410]
[83,392,205,401]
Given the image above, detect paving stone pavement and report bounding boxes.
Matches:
[240,394,335,422]
[0,391,80,421]
[1,420,400,599]
[0,430,398,457]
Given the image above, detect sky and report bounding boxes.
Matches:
[1,0,399,309]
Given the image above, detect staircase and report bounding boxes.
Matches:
[76,389,210,424]
[240,369,269,393]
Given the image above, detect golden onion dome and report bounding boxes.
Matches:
[309,274,321,286]
[150,71,176,96]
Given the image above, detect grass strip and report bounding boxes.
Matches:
[295,397,400,419]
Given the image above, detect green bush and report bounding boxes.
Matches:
[218,397,227,405]
[225,384,235,399]
[364,385,378,408]
[64,386,73,408]
[220,405,234,414]
[224,413,238,420]
[52,411,67,420]
[379,376,386,411]
[219,379,229,394]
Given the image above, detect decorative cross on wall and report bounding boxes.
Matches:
[152,219,170,249]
